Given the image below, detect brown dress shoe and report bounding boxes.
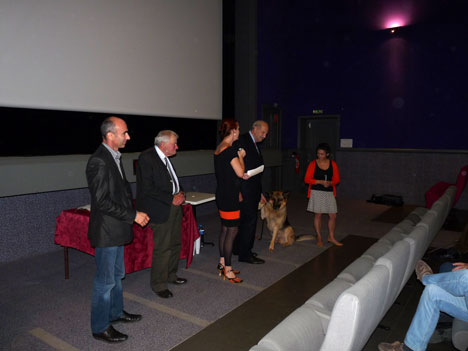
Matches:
[415,260,433,282]
[378,341,405,351]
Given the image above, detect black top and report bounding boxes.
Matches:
[310,161,333,192]
[214,146,240,212]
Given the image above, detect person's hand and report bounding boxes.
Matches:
[322,180,331,188]
[237,148,246,158]
[239,192,243,202]
[452,262,468,271]
[242,173,250,180]
[172,192,185,206]
[135,211,150,226]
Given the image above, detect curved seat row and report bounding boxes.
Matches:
[250,186,457,351]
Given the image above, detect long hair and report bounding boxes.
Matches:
[219,118,239,139]
[316,142,331,159]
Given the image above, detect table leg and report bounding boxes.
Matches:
[192,204,214,247]
[64,247,69,280]
[201,233,215,247]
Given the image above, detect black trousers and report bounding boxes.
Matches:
[235,192,260,260]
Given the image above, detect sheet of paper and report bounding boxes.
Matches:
[247,165,264,177]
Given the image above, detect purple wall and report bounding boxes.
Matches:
[258,1,468,149]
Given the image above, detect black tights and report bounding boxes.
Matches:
[219,225,238,266]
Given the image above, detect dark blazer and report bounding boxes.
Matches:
[86,144,136,247]
[136,147,181,224]
[234,132,264,198]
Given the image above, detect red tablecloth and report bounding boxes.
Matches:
[54,203,199,273]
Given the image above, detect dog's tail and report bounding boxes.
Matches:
[295,234,316,242]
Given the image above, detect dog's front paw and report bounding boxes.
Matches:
[269,246,275,252]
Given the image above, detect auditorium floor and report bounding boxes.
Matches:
[172,235,376,351]
[0,195,463,350]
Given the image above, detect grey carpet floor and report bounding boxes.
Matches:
[0,195,462,350]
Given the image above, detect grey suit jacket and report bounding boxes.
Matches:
[86,144,136,247]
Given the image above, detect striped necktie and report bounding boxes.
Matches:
[165,157,180,194]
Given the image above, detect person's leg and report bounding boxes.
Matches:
[91,246,119,334]
[109,246,125,321]
[422,269,468,299]
[223,226,242,282]
[327,213,342,246]
[167,205,183,282]
[149,220,172,292]
[237,198,259,260]
[314,213,323,246]
[219,225,227,261]
[223,226,238,268]
[404,283,468,351]
[247,199,260,253]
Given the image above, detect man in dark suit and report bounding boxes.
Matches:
[136,130,187,298]
[234,120,269,264]
[86,117,149,343]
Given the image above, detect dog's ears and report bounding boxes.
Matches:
[283,191,290,199]
[263,192,270,201]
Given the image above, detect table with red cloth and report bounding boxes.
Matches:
[54,203,199,279]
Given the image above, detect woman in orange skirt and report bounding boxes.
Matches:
[214,119,249,283]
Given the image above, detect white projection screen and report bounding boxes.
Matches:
[0,0,222,120]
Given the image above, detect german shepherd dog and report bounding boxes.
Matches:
[259,191,314,251]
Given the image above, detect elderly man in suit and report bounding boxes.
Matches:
[234,120,269,264]
[136,130,187,298]
[86,117,149,343]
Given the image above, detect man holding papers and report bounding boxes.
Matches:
[233,120,269,264]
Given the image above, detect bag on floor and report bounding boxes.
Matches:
[367,194,404,206]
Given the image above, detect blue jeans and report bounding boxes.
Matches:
[404,269,468,351]
[90,246,125,334]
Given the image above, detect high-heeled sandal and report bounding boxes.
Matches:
[223,268,243,284]
[217,263,240,276]
[217,263,224,276]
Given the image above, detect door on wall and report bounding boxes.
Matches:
[298,115,340,188]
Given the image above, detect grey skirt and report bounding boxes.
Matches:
[307,189,337,214]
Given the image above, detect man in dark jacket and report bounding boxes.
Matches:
[86,117,149,343]
[234,120,269,264]
[136,130,187,299]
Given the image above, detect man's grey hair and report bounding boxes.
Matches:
[100,117,117,138]
[251,120,268,130]
[154,130,178,146]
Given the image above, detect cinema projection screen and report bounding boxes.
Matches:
[0,0,222,120]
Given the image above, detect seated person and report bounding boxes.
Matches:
[379,260,468,351]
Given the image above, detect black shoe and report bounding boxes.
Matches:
[252,252,258,257]
[171,277,187,285]
[239,256,265,264]
[112,310,142,323]
[156,289,173,298]
[92,325,128,343]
